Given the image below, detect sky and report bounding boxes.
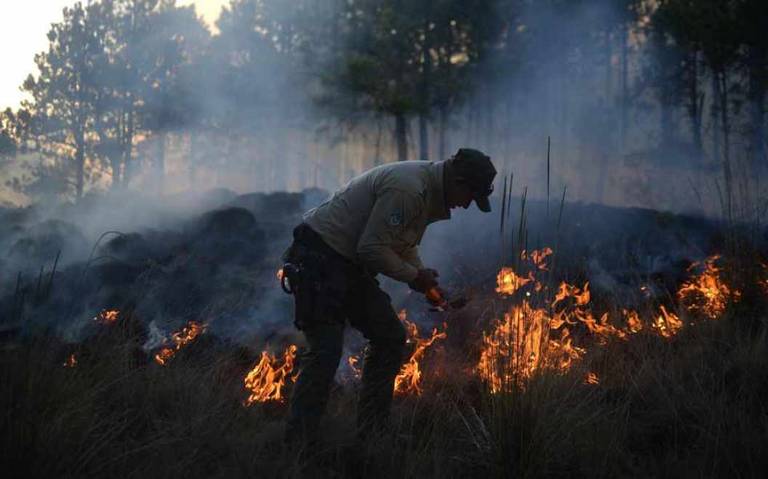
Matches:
[0,0,227,111]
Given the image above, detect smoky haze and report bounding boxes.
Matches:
[0,0,764,342]
[0,0,764,215]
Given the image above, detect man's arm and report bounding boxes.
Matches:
[400,245,425,270]
[356,189,423,283]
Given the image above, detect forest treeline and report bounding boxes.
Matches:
[0,0,765,209]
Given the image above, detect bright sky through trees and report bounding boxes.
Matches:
[0,0,225,111]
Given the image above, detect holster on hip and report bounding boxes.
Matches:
[282,224,355,330]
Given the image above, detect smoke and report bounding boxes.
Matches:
[454,1,684,214]
[4,0,764,216]
[0,0,762,350]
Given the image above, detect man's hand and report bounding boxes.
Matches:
[408,268,439,293]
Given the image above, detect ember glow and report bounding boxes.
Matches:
[154,321,206,365]
[63,353,77,368]
[761,263,768,295]
[426,287,448,309]
[244,344,298,405]
[347,354,362,379]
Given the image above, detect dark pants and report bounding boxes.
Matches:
[284,225,406,442]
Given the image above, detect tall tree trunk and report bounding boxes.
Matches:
[718,70,732,221]
[594,149,608,204]
[395,113,408,161]
[418,114,429,161]
[711,73,722,167]
[660,90,673,147]
[748,46,767,165]
[419,19,431,161]
[75,123,85,201]
[687,51,703,160]
[374,118,383,166]
[188,130,197,189]
[712,69,732,220]
[112,112,124,190]
[155,131,166,194]
[484,87,494,149]
[110,155,121,192]
[605,30,613,103]
[120,104,135,188]
[620,23,629,153]
[438,106,447,161]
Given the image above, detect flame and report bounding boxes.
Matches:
[573,310,628,343]
[276,268,284,281]
[521,247,554,270]
[585,372,599,385]
[479,245,726,392]
[63,353,77,368]
[478,301,585,391]
[394,314,447,396]
[154,321,206,365]
[347,354,362,379]
[553,281,591,306]
[677,255,740,319]
[651,305,683,338]
[623,309,643,333]
[244,344,298,405]
[496,268,534,295]
[94,309,120,324]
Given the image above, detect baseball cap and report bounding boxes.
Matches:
[452,148,497,212]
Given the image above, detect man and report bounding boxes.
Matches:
[283,148,496,442]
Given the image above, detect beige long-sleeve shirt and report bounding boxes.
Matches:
[303,160,451,283]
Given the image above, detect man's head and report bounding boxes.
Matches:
[444,148,497,212]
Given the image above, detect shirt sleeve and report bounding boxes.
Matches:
[356,188,424,283]
[400,245,425,270]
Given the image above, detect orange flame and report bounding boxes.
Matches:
[677,255,740,319]
[553,281,591,306]
[623,309,643,333]
[478,301,585,391]
[496,267,534,295]
[651,305,683,338]
[585,372,599,385]
[521,247,554,270]
[276,268,284,281]
[394,314,447,396]
[480,244,722,392]
[243,344,298,405]
[347,354,362,379]
[154,321,206,365]
[339,311,446,395]
[94,309,120,324]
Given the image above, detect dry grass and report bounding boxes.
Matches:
[2,298,767,478]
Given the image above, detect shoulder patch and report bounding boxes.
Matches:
[388,210,403,226]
